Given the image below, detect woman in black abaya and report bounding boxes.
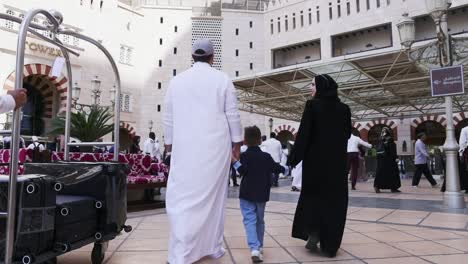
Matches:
[374,127,401,193]
[288,74,351,258]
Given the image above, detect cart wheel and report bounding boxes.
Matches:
[91,243,106,264]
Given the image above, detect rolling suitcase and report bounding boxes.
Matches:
[54,195,99,252]
[24,162,131,239]
[0,175,57,263]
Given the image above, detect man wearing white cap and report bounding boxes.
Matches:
[27,136,45,151]
[164,39,243,263]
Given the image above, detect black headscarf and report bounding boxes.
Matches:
[314,74,339,100]
[380,127,393,145]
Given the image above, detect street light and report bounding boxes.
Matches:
[397,0,465,209]
[72,82,81,105]
[268,118,274,134]
[110,85,116,106]
[426,0,452,20]
[91,75,101,105]
[396,13,415,50]
[148,120,153,132]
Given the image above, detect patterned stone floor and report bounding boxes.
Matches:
[58,179,468,264]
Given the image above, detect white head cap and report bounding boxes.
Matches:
[192,39,214,57]
[32,136,38,142]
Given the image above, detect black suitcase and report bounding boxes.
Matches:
[54,195,99,251]
[0,175,57,263]
[24,162,130,238]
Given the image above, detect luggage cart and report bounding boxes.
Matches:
[0,9,130,264]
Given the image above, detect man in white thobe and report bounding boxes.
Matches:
[163,39,243,264]
[143,132,161,160]
[262,132,283,186]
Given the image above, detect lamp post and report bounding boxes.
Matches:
[110,85,116,106]
[397,0,465,209]
[149,120,153,133]
[91,75,102,105]
[71,82,81,107]
[268,118,274,135]
[72,77,109,112]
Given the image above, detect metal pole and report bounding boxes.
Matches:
[438,13,466,209]
[5,9,60,264]
[59,30,121,161]
[54,37,74,161]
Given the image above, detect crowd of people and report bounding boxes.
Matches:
[3,39,468,264]
[160,39,468,264]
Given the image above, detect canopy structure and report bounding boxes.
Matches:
[234,38,468,122]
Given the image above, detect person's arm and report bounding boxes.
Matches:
[417,141,430,158]
[224,78,243,149]
[359,138,372,149]
[288,101,314,167]
[1,88,27,113]
[163,82,174,154]
[0,94,16,113]
[232,153,247,176]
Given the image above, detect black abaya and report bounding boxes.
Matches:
[288,93,351,255]
[374,141,401,190]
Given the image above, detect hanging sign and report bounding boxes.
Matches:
[430,65,465,97]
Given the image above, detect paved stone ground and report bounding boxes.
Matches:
[58,179,468,264]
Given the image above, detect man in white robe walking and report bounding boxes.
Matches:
[163,39,243,264]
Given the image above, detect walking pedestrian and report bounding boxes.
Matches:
[288,74,351,258]
[262,132,282,187]
[412,133,439,188]
[163,39,242,264]
[347,133,372,190]
[232,126,287,262]
[374,127,401,193]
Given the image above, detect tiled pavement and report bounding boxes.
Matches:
[58,179,468,264]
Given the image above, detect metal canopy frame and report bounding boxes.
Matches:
[0,10,122,264]
[235,42,468,122]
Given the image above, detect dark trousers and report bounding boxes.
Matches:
[412,164,437,186]
[230,165,238,186]
[272,163,280,186]
[347,152,359,188]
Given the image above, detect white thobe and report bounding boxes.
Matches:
[143,138,161,160]
[292,161,303,189]
[459,127,468,156]
[0,95,15,114]
[163,62,242,264]
[262,138,282,163]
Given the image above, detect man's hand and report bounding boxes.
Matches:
[232,142,241,161]
[231,155,237,164]
[7,88,27,110]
